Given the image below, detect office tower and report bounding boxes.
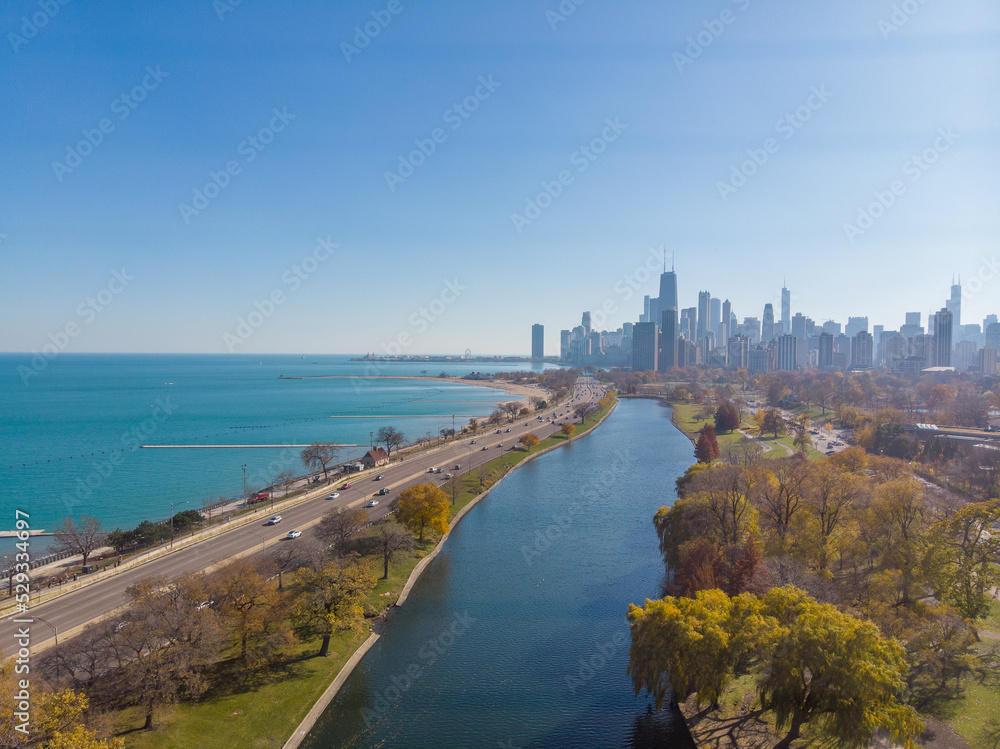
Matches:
[954,340,978,370]
[581,311,591,336]
[727,336,748,370]
[845,316,869,338]
[985,314,999,331]
[791,313,807,341]
[622,322,633,339]
[559,329,571,362]
[762,304,775,342]
[980,347,998,376]
[748,345,770,373]
[659,308,679,372]
[781,283,791,328]
[697,291,712,340]
[933,307,953,367]
[721,299,732,343]
[821,320,841,335]
[818,332,834,369]
[905,312,921,327]
[986,322,1000,352]
[851,331,873,369]
[700,332,715,364]
[777,334,798,371]
[681,307,697,340]
[710,298,722,335]
[648,297,661,332]
[632,322,659,372]
[946,277,962,329]
[741,317,761,345]
[658,260,678,312]
[589,331,603,357]
[531,324,544,360]
[640,296,650,324]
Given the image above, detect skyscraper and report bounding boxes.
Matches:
[777,334,798,371]
[632,322,659,372]
[762,303,775,342]
[845,316,869,338]
[851,331,873,369]
[933,307,953,367]
[721,299,732,343]
[818,332,834,369]
[658,263,678,313]
[697,291,712,340]
[640,296,650,324]
[659,308,679,372]
[581,311,591,336]
[791,313,807,341]
[946,277,962,329]
[710,298,722,335]
[559,329,571,362]
[780,283,791,329]
[531,324,544,360]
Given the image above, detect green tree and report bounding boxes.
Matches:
[714,401,740,433]
[929,499,1000,621]
[394,483,450,542]
[293,556,376,657]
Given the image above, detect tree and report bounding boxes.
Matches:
[759,408,786,439]
[293,556,376,657]
[574,403,596,424]
[529,396,546,411]
[109,574,222,730]
[376,426,406,457]
[467,417,479,435]
[394,483,450,542]
[501,401,522,423]
[518,433,540,450]
[53,516,105,567]
[714,401,740,433]
[373,520,415,579]
[314,507,370,553]
[444,473,462,505]
[301,443,339,482]
[488,408,504,426]
[211,559,295,677]
[560,423,575,437]
[806,463,867,570]
[694,433,715,464]
[751,459,808,551]
[275,468,297,496]
[42,725,125,749]
[791,415,812,454]
[929,499,1000,622]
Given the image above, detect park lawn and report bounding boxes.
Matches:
[772,435,828,462]
[117,395,618,748]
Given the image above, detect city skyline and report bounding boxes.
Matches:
[2,1,998,355]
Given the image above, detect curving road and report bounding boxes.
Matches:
[4,377,605,653]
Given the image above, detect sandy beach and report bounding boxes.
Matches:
[278,374,552,405]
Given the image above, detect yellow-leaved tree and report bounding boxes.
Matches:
[394,483,450,542]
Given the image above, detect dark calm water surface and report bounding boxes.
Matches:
[303,398,696,749]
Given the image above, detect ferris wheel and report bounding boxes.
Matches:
[464,348,472,359]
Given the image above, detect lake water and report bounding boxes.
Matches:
[302,397,696,748]
[0,354,553,552]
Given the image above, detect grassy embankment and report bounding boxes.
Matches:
[669,402,827,462]
[117,394,618,748]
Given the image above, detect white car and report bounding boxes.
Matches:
[285,530,302,539]
[267,516,282,525]
[428,467,437,473]
[326,492,340,500]
[366,499,379,507]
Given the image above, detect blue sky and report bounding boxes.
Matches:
[1,0,998,355]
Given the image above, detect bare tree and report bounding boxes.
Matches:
[301,443,339,482]
[53,516,106,567]
[529,396,547,411]
[445,473,462,506]
[476,463,490,491]
[573,403,596,424]
[501,401,522,423]
[373,521,415,579]
[314,507,370,554]
[376,426,406,457]
[274,468,297,497]
[264,543,310,590]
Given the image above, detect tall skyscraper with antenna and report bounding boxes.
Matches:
[780,281,791,329]
[658,251,678,313]
[946,276,962,330]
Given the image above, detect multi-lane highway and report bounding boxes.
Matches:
[5,377,606,652]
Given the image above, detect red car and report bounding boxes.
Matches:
[341,482,352,489]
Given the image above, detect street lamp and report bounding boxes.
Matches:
[247,529,265,553]
[241,464,247,503]
[35,615,58,646]
[169,500,189,549]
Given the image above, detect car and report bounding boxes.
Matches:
[195,599,214,611]
[505,428,511,433]
[366,499,379,507]
[375,474,384,481]
[470,440,476,444]
[496,429,502,434]
[377,487,390,496]
[266,516,282,525]
[481,446,488,451]
[435,468,443,474]
[285,530,302,539]
[825,450,836,456]
[341,482,352,489]
[453,464,461,470]
[325,492,340,500]
[428,467,437,473]
[498,442,503,447]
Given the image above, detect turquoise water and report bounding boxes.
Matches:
[302,397,696,748]
[0,354,553,550]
